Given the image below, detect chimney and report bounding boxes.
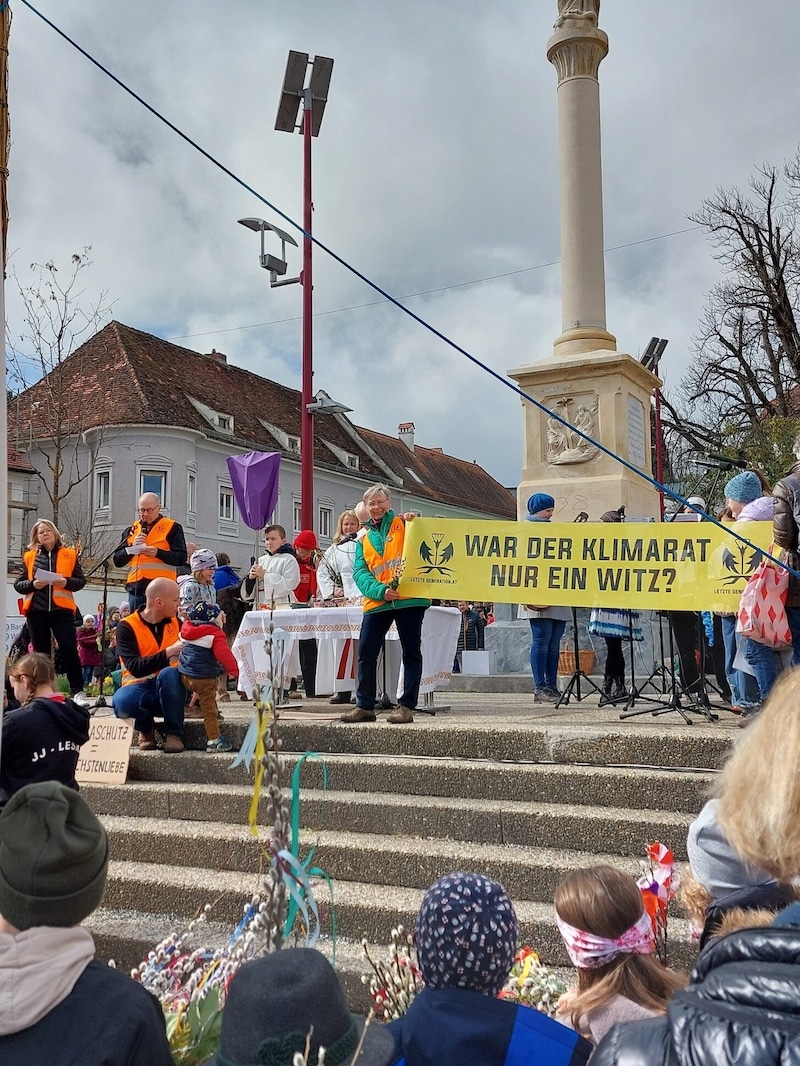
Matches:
[398,422,415,452]
[206,348,227,363]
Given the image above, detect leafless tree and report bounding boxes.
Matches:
[662,156,800,486]
[6,249,114,526]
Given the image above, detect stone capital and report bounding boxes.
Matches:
[547,26,609,83]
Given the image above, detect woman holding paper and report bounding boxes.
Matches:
[14,519,88,704]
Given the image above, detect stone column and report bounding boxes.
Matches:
[548,8,615,356]
[508,2,660,522]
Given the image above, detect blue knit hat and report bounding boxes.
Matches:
[526,493,555,517]
[414,872,518,997]
[724,471,761,505]
[188,601,222,625]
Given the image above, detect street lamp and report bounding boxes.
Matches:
[274,49,334,532]
[640,337,668,520]
[237,217,299,286]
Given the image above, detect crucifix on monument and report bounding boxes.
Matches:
[509,0,659,522]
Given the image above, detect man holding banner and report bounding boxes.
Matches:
[340,485,430,726]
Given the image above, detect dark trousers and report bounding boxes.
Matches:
[357,606,427,711]
[668,611,701,693]
[299,638,318,698]
[604,637,625,683]
[27,610,84,694]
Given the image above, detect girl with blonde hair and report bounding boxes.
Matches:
[554,865,685,1045]
[717,669,800,882]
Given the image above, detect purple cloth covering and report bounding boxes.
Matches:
[226,452,281,530]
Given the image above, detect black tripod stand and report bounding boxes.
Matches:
[617,610,677,717]
[84,535,129,709]
[555,608,603,706]
[621,610,718,723]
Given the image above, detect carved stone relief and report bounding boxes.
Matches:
[546,394,599,466]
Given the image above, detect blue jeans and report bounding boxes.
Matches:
[786,606,800,666]
[357,606,427,711]
[112,666,185,736]
[743,638,782,701]
[128,589,147,613]
[529,618,566,691]
[720,615,760,706]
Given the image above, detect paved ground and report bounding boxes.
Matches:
[212,685,742,735]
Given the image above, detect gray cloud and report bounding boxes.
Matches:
[7,0,800,488]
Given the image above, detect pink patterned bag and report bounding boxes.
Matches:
[736,557,792,648]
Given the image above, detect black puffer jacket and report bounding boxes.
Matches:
[592,926,800,1066]
[773,462,800,607]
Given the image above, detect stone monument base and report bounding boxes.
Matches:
[509,348,660,522]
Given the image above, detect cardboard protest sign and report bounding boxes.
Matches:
[75,716,135,785]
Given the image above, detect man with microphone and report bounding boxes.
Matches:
[113,493,188,612]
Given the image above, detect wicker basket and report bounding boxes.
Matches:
[557,649,596,675]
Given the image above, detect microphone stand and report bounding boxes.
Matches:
[84,532,130,709]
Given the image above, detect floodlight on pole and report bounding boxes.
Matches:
[640,337,668,519]
[274,50,334,533]
[237,217,300,285]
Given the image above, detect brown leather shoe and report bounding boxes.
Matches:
[329,692,352,705]
[138,731,157,751]
[184,708,206,719]
[386,705,414,725]
[163,734,185,753]
[339,706,377,723]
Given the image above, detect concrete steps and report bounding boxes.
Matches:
[84,703,723,1009]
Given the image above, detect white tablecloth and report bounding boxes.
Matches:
[233,605,461,700]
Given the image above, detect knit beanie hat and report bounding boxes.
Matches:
[687,799,774,901]
[0,782,109,930]
[188,601,222,625]
[414,872,518,997]
[526,493,555,517]
[600,509,622,523]
[293,530,318,551]
[214,948,395,1066]
[723,471,761,505]
[190,548,218,572]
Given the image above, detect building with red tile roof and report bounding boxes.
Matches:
[8,321,515,569]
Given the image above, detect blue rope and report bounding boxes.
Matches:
[18,0,800,578]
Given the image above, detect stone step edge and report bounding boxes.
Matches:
[133,747,721,780]
[99,814,656,870]
[96,781,695,825]
[104,861,692,937]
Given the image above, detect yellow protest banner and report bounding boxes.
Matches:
[400,519,773,612]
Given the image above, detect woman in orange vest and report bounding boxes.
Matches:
[14,519,89,704]
[340,484,430,725]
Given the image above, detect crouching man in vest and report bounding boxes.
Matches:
[112,578,186,752]
[340,484,430,725]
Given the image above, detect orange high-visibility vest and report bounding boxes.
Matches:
[21,547,78,615]
[119,610,180,686]
[360,516,406,612]
[124,517,179,586]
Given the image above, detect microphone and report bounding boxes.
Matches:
[704,452,748,468]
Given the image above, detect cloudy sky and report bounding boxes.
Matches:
[6,1,800,488]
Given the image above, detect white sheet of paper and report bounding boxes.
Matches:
[33,568,62,585]
[126,544,147,555]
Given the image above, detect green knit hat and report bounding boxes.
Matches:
[0,782,109,930]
